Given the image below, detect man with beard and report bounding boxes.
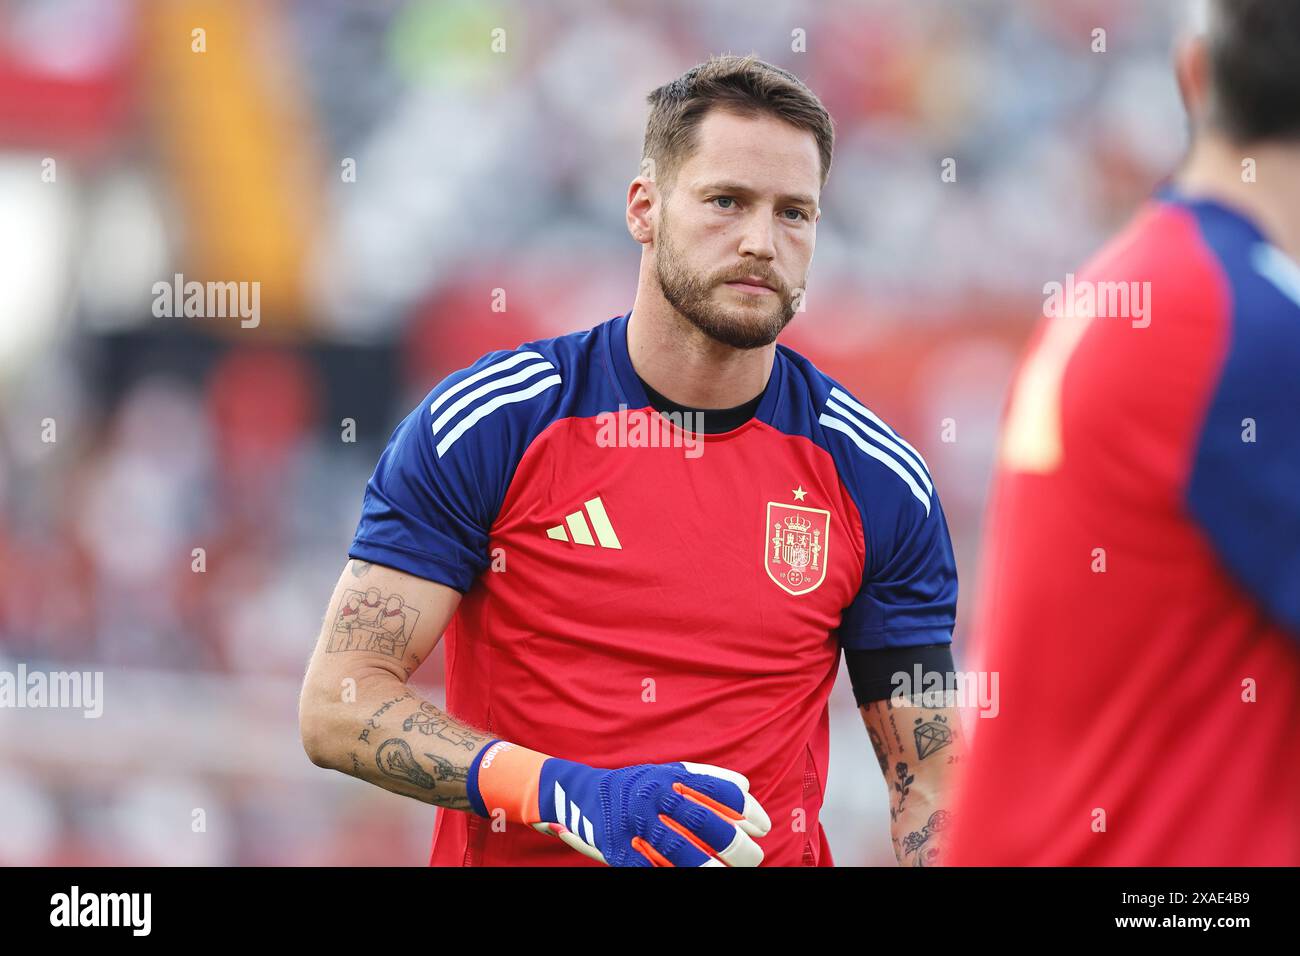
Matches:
[300,54,960,867]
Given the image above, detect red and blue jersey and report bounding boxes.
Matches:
[949,187,1300,865]
[349,311,958,866]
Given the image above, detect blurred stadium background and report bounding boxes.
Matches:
[0,0,1186,865]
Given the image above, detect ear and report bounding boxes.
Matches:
[626,175,658,246]
[1174,34,1212,126]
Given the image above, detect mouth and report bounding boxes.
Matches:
[724,277,778,295]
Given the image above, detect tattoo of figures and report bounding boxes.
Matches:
[327,587,420,658]
[913,714,954,760]
[403,702,482,751]
[900,810,951,867]
[890,762,915,823]
[867,725,888,775]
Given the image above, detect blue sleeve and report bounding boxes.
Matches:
[1187,251,1300,636]
[838,488,959,650]
[348,348,561,592]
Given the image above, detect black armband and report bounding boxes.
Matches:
[844,643,956,707]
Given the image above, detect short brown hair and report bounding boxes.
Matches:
[642,54,835,191]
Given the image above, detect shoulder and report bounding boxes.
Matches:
[425,343,562,460]
[421,322,610,462]
[775,344,937,519]
[1144,196,1300,397]
[1218,240,1300,379]
[1190,236,1300,464]
[1084,199,1300,446]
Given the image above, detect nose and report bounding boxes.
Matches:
[736,208,777,262]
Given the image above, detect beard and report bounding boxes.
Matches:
[653,213,800,350]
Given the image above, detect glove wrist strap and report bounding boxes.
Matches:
[466,739,550,822]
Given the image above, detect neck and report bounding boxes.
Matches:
[1176,132,1300,263]
[627,256,776,409]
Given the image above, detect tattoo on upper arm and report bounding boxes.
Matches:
[867,698,959,764]
[873,702,904,754]
[402,652,424,680]
[867,725,889,775]
[327,585,421,659]
[349,561,373,578]
[890,762,915,823]
[913,714,954,760]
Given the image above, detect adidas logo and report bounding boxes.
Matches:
[545,496,622,549]
[554,780,596,847]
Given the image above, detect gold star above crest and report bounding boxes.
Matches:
[792,486,808,501]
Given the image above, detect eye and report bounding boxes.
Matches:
[711,196,736,210]
[782,208,810,221]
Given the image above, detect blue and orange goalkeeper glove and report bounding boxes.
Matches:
[465,739,772,867]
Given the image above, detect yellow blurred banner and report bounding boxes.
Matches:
[145,0,321,335]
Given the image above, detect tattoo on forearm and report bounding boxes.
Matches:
[327,585,421,659]
[374,738,474,808]
[913,714,954,760]
[370,691,414,722]
[376,738,436,789]
[403,702,482,751]
[900,810,951,867]
[425,751,469,786]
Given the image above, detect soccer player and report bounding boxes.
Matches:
[948,1,1300,866]
[300,55,960,867]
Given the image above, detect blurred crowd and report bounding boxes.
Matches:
[0,0,1186,865]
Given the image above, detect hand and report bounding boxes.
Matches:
[532,758,771,867]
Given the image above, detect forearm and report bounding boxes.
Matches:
[301,668,492,811]
[860,697,962,866]
[300,559,493,810]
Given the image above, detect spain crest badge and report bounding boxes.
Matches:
[765,502,831,595]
